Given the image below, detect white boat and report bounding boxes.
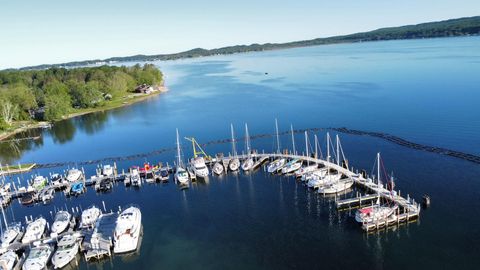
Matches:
[267,158,286,173]
[22,245,53,270]
[22,217,46,244]
[66,169,83,182]
[281,159,302,174]
[228,124,240,172]
[317,178,354,194]
[31,175,47,191]
[80,206,101,229]
[301,168,327,182]
[50,211,71,237]
[102,164,114,178]
[51,234,79,269]
[212,162,224,175]
[130,167,142,187]
[0,183,11,196]
[114,206,142,253]
[174,129,190,185]
[307,173,341,189]
[175,167,189,185]
[0,250,18,270]
[241,123,254,171]
[40,187,55,204]
[241,158,254,171]
[191,157,209,178]
[355,153,398,223]
[1,222,22,248]
[355,203,398,223]
[228,158,240,171]
[49,173,63,187]
[295,164,318,178]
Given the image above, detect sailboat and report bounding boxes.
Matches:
[228,124,240,171]
[317,134,353,194]
[185,137,210,178]
[241,123,254,171]
[355,153,398,223]
[174,129,190,185]
[0,196,21,248]
[267,119,287,173]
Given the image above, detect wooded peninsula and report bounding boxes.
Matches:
[0,64,163,135]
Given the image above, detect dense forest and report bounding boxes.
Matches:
[0,64,162,129]
[16,16,480,70]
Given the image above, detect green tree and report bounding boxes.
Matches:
[44,81,71,120]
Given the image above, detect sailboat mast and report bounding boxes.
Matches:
[290,124,296,155]
[326,133,330,163]
[245,123,251,155]
[231,124,237,157]
[176,129,182,166]
[0,204,7,230]
[336,134,340,166]
[314,134,318,159]
[305,131,309,166]
[377,152,381,188]
[275,119,280,154]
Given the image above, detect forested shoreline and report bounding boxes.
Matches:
[0,64,163,131]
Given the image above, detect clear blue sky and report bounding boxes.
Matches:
[0,0,478,69]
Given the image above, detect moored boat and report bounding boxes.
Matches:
[51,234,79,269]
[22,245,53,270]
[212,162,224,175]
[281,159,302,174]
[1,222,22,248]
[267,158,286,173]
[22,217,47,244]
[130,167,142,187]
[50,211,71,237]
[114,206,142,253]
[80,206,101,229]
[66,168,83,183]
[0,250,19,270]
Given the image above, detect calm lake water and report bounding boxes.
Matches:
[1,36,480,269]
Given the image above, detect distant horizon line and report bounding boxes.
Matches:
[5,15,480,71]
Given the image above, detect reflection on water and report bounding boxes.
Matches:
[49,120,76,144]
[0,129,43,164]
[75,111,109,135]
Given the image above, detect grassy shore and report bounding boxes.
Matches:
[0,86,168,141]
[0,163,36,175]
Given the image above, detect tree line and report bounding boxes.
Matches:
[16,16,480,70]
[0,64,162,129]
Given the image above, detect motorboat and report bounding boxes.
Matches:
[295,164,318,178]
[187,166,196,181]
[102,164,114,179]
[267,158,286,173]
[317,178,354,194]
[39,187,55,204]
[355,203,398,223]
[301,168,327,182]
[50,173,63,187]
[22,217,47,243]
[31,175,47,191]
[114,206,142,253]
[20,193,34,205]
[175,167,189,185]
[191,157,209,178]
[22,245,53,270]
[130,167,142,187]
[0,183,11,196]
[50,211,71,237]
[70,182,84,196]
[212,162,224,175]
[51,234,79,269]
[281,159,302,174]
[0,250,19,270]
[66,168,83,182]
[159,167,169,182]
[80,206,102,229]
[241,158,254,171]
[1,222,22,247]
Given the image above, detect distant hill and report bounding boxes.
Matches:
[17,16,480,70]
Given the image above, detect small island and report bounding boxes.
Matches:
[0,64,165,141]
